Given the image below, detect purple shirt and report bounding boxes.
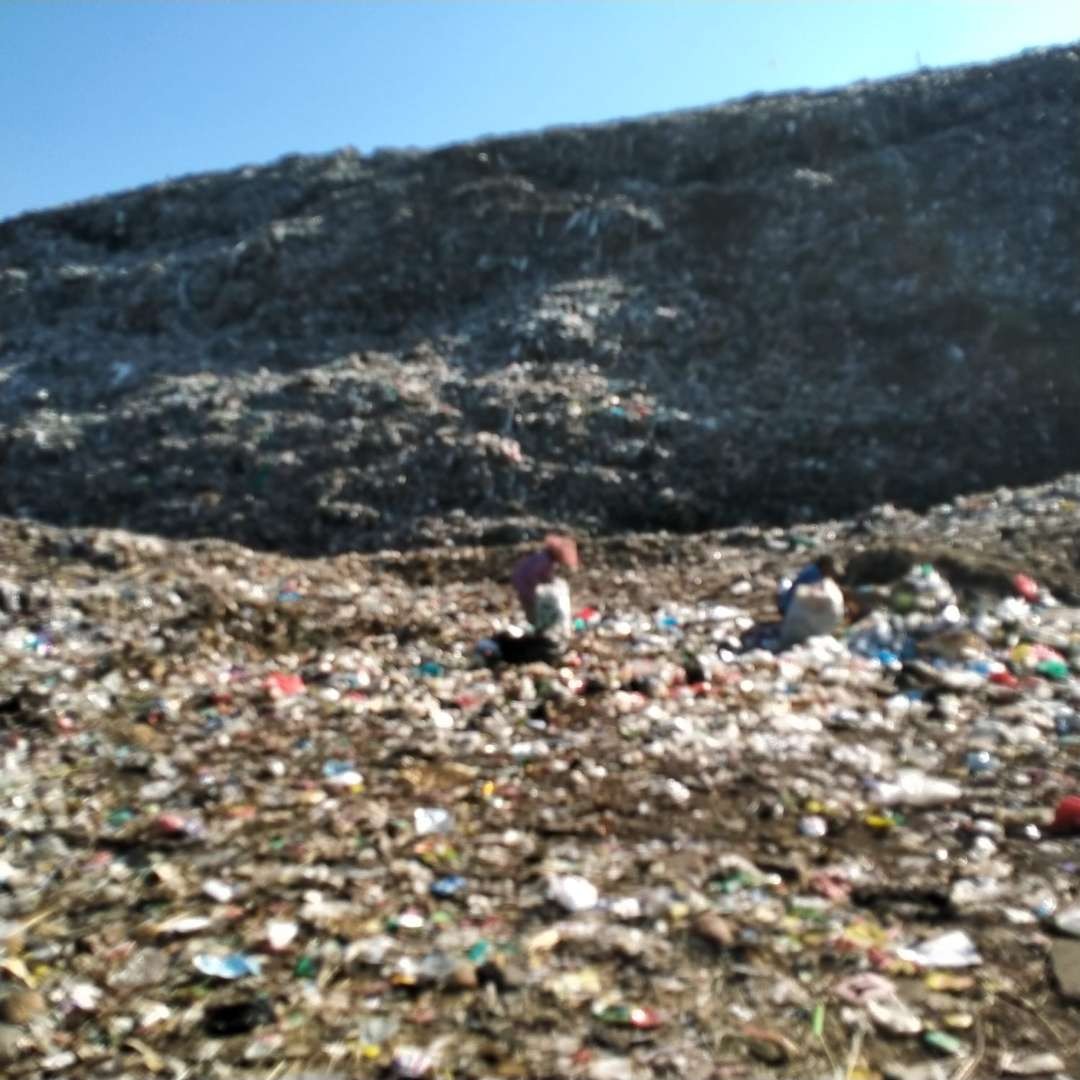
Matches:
[511,550,556,618]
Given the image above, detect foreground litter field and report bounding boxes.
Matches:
[2,477,1080,1079]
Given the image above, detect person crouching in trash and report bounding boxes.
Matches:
[777,553,845,648]
[511,535,579,640]
[777,553,839,615]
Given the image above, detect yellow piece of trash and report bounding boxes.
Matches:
[943,1013,974,1030]
[864,814,893,829]
[925,972,975,992]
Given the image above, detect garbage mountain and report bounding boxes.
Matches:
[0,44,1077,554]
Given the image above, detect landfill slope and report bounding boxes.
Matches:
[2,476,1080,1077]
[1,45,1079,554]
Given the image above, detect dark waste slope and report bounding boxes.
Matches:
[0,44,1077,554]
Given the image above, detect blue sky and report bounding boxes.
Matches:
[3,1,1078,222]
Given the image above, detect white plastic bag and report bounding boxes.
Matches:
[533,577,572,637]
[780,578,844,647]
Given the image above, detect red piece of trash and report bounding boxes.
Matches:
[1052,796,1080,833]
[867,946,894,971]
[808,872,852,902]
[1013,573,1040,602]
[989,671,1019,689]
[156,813,194,836]
[629,1007,663,1029]
[265,672,305,697]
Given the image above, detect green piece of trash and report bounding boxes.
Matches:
[811,1002,825,1038]
[923,1030,964,1056]
[467,940,490,964]
[294,955,318,979]
[1037,659,1070,681]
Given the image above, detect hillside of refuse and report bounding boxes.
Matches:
[0,45,1078,555]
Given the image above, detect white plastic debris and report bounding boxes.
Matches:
[1054,904,1080,937]
[156,914,212,936]
[202,879,234,903]
[867,995,923,1034]
[548,874,600,912]
[871,769,963,807]
[663,778,691,804]
[896,930,982,969]
[608,896,643,920]
[393,1045,435,1078]
[414,807,454,835]
[65,982,103,1011]
[266,919,299,951]
[999,1051,1066,1076]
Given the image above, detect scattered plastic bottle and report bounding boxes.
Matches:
[871,770,962,808]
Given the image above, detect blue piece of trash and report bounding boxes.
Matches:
[322,760,354,778]
[194,953,263,980]
[430,875,467,899]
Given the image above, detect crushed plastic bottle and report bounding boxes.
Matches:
[871,770,962,808]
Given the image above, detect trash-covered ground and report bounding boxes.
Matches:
[2,475,1080,1079]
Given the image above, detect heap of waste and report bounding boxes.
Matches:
[1,476,1080,1078]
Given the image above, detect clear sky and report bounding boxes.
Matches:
[3,1,1078,222]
